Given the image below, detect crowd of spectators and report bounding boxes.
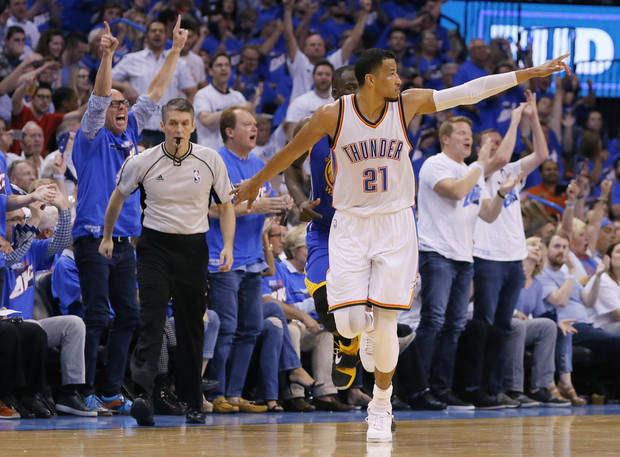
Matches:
[0,0,619,420]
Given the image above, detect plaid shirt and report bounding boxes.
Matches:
[0,49,20,80]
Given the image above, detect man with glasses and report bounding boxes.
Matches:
[71,18,188,415]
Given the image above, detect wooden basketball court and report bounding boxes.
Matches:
[3,406,620,456]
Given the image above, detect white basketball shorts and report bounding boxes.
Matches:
[326,207,419,311]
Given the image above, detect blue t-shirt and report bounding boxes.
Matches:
[72,113,142,238]
[515,278,547,317]
[539,266,591,323]
[206,147,272,272]
[51,251,84,317]
[4,239,51,319]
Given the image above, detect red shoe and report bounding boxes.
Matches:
[0,399,20,419]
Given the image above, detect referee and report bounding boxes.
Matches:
[99,98,236,426]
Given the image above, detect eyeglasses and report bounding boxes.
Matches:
[109,100,130,109]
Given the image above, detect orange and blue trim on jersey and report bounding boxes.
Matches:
[352,94,388,128]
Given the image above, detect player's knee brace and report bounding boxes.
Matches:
[334,306,368,339]
[373,308,399,373]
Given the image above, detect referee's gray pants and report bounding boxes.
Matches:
[131,227,208,411]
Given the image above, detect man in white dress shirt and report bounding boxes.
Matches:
[112,20,197,145]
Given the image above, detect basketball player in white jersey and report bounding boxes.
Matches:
[233,48,570,442]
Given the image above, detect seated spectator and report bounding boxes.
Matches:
[575,129,607,189]
[609,157,620,220]
[8,160,37,195]
[526,160,567,218]
[79,28,105,78]
[0,314,50,419]
[588,241,620,334]
[594,217,617,263]
[504,237,575,406]
[51,246,83,317]
[539,232,620,403]
[3,187,95,417]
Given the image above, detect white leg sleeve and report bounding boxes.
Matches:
[334,306,372,339]
[433,71,518,112]
[373,308,399,373]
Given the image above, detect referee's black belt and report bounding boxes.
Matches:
[111,236,130,243]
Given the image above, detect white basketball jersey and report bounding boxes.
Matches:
[331,94,415,216]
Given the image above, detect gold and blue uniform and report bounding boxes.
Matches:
[304,136,334,296]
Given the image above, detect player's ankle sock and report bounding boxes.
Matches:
[372,384,392,409]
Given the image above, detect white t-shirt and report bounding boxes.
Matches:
[180,51,206,86]
[588,273,620,329]
[193,84,247,151]
[418,153,490,262]
[473,160,527,261]
[287,49,344,101]
[285,89,333,125]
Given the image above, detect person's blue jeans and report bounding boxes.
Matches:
[473,258,525,393]
[207,270,263,398]
[258,317,283,401]
[74,236,140,396]
[556,329,573,374]
[573,323,620,370]
[262,300,302,372]
[203,310,220,360]
[416,251,473,392]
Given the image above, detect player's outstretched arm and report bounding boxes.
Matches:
[400,54,570,121]
[232,102,338,208]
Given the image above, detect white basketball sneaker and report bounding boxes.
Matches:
[360,330,376,373]
[366,401,393,442]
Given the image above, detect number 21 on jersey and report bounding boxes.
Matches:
[363,167,388,193]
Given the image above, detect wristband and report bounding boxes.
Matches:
[497,189,506,199]
[53,174,65,180]
[566,274,575,280]
[565,203,575,209]
[472,162,484,173]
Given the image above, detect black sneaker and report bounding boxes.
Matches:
[19,393,53,418]
[56,391,97,417]
[507,391,541,408]
[153,386,187,415]
[408,390,447,411]
[529,388,571,407]
[467,390,505,410]
[495,392,520,409]
[131,395,155,426]
[186,409,206,424]
[433,390,474,411]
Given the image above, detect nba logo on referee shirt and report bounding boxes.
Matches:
[193,169,200,183]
